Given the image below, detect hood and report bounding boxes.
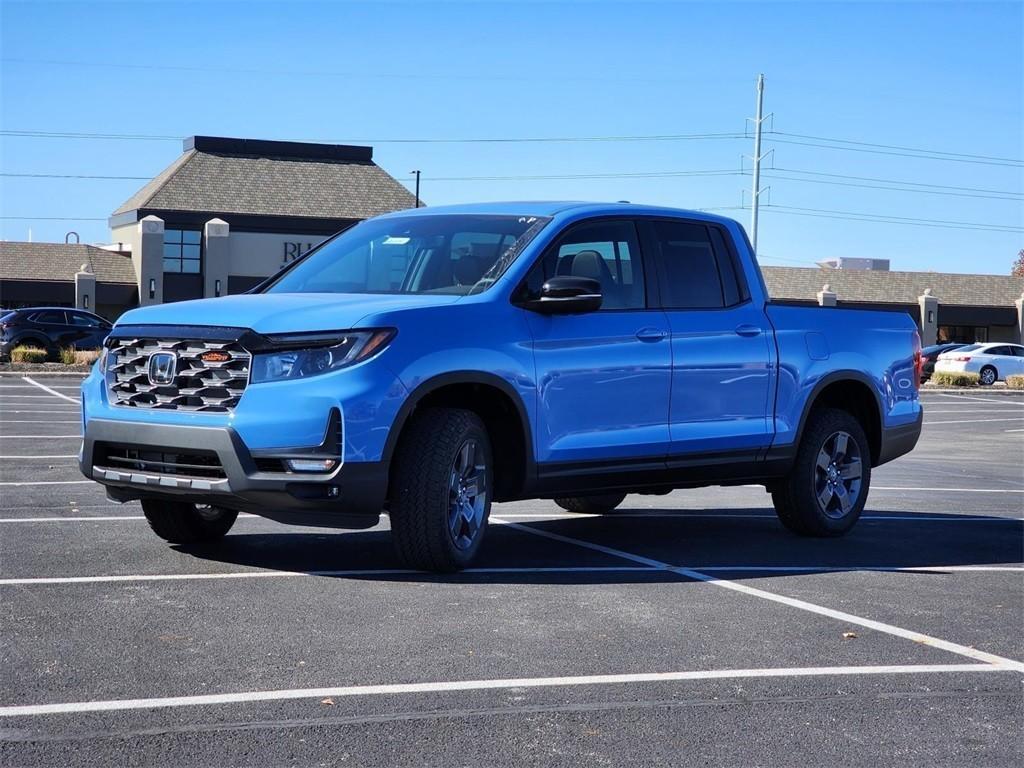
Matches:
[114,293,462,335]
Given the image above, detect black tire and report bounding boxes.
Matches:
[771,407,871,537]
[554,493,627,514]
[142,499,238,544]
[389,408,493,573]
[979,365,997,386]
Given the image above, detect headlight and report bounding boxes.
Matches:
[251,329,395,384]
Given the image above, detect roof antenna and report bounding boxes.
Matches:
[65,231,80,244]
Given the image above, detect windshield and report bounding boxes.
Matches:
[264,214,550,296]
[954,344,983,353]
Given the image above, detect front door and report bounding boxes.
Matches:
[522,219,672,466]
[639,218,774,460]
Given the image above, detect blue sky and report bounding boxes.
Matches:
[1,0,1021,274]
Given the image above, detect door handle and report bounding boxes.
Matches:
[734,324,762,337]
[635,327,668,342]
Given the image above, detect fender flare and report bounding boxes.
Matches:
[381,370,536,481]
[789,369,884,463]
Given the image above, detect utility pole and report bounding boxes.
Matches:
[749,73,767,252]
[410,170,421,208]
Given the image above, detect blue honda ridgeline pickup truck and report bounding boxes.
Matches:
[80,202,923,572]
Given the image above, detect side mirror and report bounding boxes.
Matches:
[524,275,602,315]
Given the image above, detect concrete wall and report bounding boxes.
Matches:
[225,231,330,278]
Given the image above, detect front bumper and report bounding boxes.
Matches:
[80,417,388,528]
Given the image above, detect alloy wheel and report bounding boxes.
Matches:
[447,438,488,550]
[813,431,863,519]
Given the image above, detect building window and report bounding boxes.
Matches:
[938,325,988,344]
[163,229,202,273]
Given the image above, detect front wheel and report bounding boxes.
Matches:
[141,499,238,544]
[554,493,627,514]
[771,408,871,537]
[979,365,997,386]
[389,408,492,573]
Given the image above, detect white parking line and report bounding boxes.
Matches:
[924,417,1024,425]
[497,512,1023,522]
[0,421,81,424]
[0,395,73,399]
[871,486,1024,494]
[0,663,1010,718]
[0,384,82,390]
[494,518,1024,671]
[0,566,652,586]
[20,377,81,404]
[0,455,77,459]
[0,410,81,414]
[0,480,92,486]
[0,435,81,439]
[929,394,1024,406]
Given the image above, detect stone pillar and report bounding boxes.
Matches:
[137,215,165,306]
[74,263,96,313]
[203,218,230,298]
[918,288,939,346]
[1015,292,1024,344]
[816,283,837,307]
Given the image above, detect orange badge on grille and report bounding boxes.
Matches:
[200,351,231,364]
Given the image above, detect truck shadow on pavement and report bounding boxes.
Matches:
[174,508,1024,583]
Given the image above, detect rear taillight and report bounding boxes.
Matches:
[952,355,972,362]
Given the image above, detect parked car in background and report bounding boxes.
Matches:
[0,307,112,360]
[934,342,1024,385]
[920,343,965,382]
[79,202,923,573]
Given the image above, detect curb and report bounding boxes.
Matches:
[922,387,1024,396]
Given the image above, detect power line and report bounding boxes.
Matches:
[760,172,1023,201]
[0,129,748,145]
[0,216,107,221]
[769,131,1023,164]
[764,136,1024,168]
[768,167,1023,196]
[410,170,743,181]
[761,204,1023,233]
[1,172,151,180]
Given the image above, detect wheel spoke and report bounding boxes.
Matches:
[834,483,852,514]
[840,458,862,481]
[817,484,833,509]
[816,449,832,471]
[458,442,472,475]
[832,433,849,461]
[463,477,480,498]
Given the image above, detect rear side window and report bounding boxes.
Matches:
[31,310,67,325]
[650,221,743,309]
[987,346,1012,356]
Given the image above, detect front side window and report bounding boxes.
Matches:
[69,312,102,328]
[264,214,549,296]
[163,229,202,274]
[523,220,646,310]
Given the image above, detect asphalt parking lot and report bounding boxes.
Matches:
[1,377,1022,767]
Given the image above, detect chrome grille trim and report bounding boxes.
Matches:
[107,338,251,412]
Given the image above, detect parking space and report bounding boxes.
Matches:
[1,379,1022,766]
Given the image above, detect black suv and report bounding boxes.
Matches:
[0,307,112,360]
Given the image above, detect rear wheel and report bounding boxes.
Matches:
[979,365,997,386]
[389,408,492,572]
[771,408,871,537]
[141,499,237,544]
[554,493,627,514]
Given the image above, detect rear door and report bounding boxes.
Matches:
[640,218,774,460]
[522,218,672,466]
[30,310,73,348]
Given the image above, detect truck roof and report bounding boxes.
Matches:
[374,201,739,226]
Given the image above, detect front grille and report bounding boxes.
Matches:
[94,443,226,480]
[107,338,250,412]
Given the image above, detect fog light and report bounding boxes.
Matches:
[285,458,338,473]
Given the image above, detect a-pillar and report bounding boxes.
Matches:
[203,218,230,298]
[918,288,938,346]
[137,215,165,306]
[74,263,96,313]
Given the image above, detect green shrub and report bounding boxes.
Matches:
[10,346,48,364]
[930,371,979,387]
[1006,375,1024,390]
[58,347,77,365]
